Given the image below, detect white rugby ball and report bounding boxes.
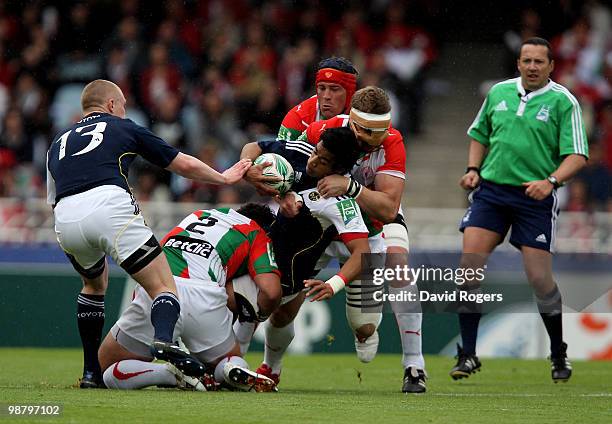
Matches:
[254,153,294,195]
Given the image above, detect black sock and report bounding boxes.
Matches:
[458,313,481,355]
[77,293,105,377]
[151,292,180,343]
[457,286,483,356]
[536,285,563,356]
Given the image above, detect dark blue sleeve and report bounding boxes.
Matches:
[128,119,180,168]
[258,139,286,155]
[257,139,310,165]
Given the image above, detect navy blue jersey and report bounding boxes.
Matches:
[47,113,179,203]
[257,139,318,192]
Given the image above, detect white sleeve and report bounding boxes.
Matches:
[46,151,56,205]
[322,197,368,236]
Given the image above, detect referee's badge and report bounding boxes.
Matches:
[536,105,550,122]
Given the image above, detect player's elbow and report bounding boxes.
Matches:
[167,153,198,177]
[257,279,282,316]
[379,205,399,224]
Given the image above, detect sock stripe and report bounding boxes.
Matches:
[77,296,105,308]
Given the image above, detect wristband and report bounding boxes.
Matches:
[325,274,347,295]
[346,177,363,198]
[466,166,480,175]
[547,175,561,189]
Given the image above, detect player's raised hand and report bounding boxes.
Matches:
[317,175,349,198]
[274,192,302,218]
[304,279,335,301]
[222,159,253,184]
[244,161,281,196]
[522,180,553,200]
[459,170,480,190]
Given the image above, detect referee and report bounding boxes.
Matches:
[450,37,588,383]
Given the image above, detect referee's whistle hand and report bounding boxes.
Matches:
[522,180,553,200]
[460,172,480,190]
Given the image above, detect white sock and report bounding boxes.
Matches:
[263,320,294,374]
[103,360,175,390]
[388,285,425,370]
[233,320,256,356]
[214,355,249,383]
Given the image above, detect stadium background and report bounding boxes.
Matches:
[0,0,610,361]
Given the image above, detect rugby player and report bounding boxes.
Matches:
[98,203,281,392]
[46,79,251,388]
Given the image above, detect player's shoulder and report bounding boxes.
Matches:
[284,96,318,123]
[382,127,406,156]
[549,81,580,107]
[306,115,350,143]
[488,77,519,96]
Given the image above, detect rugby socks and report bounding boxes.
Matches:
[457,286,483,355]
[214,356,249,383]
[77,293,105,378]
[103,360,175,389]
[263,321,295,374]
[150,292,180,343]
[233,320,256,355]
[536,285,563,356]
[388,285,425,369]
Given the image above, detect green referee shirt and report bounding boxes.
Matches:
[468,77,588,186]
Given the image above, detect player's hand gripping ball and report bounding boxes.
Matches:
[253,153,295,195]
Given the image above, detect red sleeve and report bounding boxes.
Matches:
[377,131,406,177]
[281,105,307,134]
[247,229,281,278]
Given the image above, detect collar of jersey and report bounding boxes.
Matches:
[516,78,554,102]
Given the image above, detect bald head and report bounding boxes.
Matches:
[81,79,126,118]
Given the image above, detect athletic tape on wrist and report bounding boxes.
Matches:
[346,177,363,198]
[325,274,346,295]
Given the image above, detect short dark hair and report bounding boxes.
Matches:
[520,37,553,62]
[320,127,361,174]
[317,57,358,75]
[236,203,275,232]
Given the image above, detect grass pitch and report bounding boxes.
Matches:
[0,349,610,423]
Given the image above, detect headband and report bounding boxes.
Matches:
[315,68,357,112]
[349,108,391,131]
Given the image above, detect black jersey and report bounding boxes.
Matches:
[47,113,179,204]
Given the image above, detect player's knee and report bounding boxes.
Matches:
[270,304,298,328]
[525,269,554,292]
[383,223,410,252]
[346,305,382,334]
[355,323,376,340]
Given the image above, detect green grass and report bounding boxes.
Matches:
[0,349,610,423]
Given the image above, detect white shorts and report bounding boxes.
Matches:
[53,185,153,269]
[113,277,235,363]
[315,232,386,270]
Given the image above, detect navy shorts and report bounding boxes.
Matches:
[459,180,560,252]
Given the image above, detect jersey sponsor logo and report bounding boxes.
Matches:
[536,105,550,122]
[112,362,154,380]
[494,100,508,111]
[308,191,321,201]
[536,233,547,243]
[336,199,358,225]
[163,235,214,258]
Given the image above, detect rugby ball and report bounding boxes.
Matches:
[254,153,294,195]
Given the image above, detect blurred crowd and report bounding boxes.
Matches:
[0,0,610,216]
[0,0,437,205]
